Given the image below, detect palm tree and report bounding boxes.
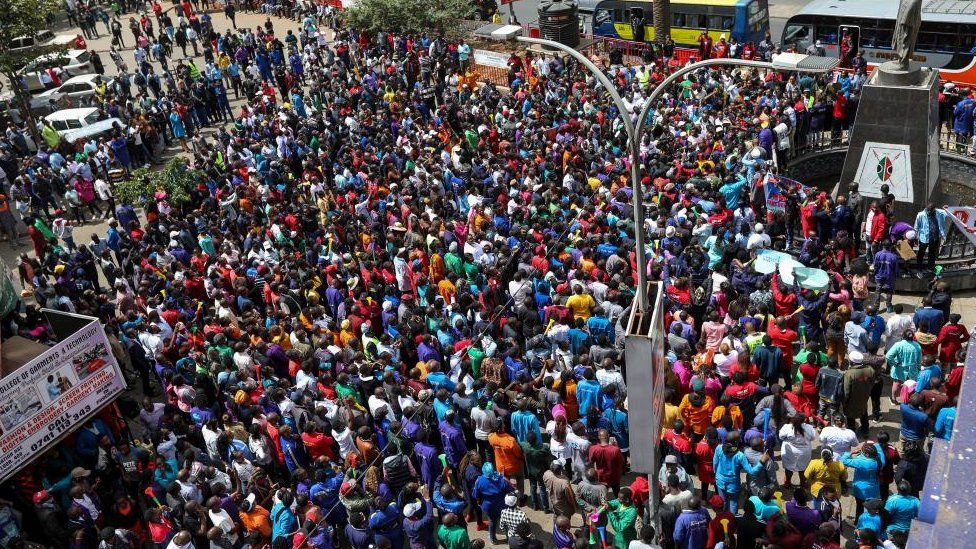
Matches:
[652,0,671,43]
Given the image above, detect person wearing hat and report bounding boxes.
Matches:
[472,462,514,544]
[842,350,877,436]
[31,490,70,546]
[658,453,692,493]
[239,493,273,545]
[677,379,714,438]
[854,497,884,542]
[704,493,737,548]
[402,496,436,549]
[498,491,529,539]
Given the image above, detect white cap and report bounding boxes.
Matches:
[505,493,519,506]
[755,223,764,232]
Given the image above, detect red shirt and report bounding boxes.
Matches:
[588,443,625,485]
[301,431,338,462]
[706,511,737,549]
[768,323,798,366]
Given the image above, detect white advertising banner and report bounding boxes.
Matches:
[473,49,510,69]
[946,206,976,248]
[0,321,126,482]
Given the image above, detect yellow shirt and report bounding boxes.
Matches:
[804,458,847,497]
[659,403,681,439]
[566,293,596,320]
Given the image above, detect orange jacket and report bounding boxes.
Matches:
[678,394,715,435]
[488,432,524,477]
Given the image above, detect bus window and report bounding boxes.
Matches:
[917,31,939,52]
[594,8,612,26]
[860,27,876,48]
[784,24,810,41]
[707,14,735,31]
[873,27,893,49]
[783,23,812,49]
[814,25,838,45]
[673,12,686,27]
[693,14,708,29]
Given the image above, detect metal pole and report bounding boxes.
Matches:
[515,35,650,311]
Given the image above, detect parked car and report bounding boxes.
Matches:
[10,30,78,54]
[44,107,122,145]
[0,91,63,125]
[37,74,112,105]
[17,50,94,93]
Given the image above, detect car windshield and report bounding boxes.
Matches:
[83,111,101,125]
[76,51,91,63]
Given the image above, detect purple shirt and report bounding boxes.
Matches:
[786,500,822,535]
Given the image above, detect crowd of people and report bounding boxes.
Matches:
[0,1,969,549]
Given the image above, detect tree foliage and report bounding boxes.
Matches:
[114,157,202,207]
[344,0,476,39]
[0,0,68,142]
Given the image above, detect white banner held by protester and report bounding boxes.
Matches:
[0,320,126,482]
[945,207,976,248]
[473,49,510,69]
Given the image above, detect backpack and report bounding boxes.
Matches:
[382,453,411,493]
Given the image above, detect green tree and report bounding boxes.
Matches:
[0,0,68,143]
[344,0,475,38]
[114,157,201,207]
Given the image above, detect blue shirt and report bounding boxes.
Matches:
[913,306,945,332]
[856,511,884,539]
[841,453,881,500]
[576,379,601,417]
[884,494,919,534]
[674,508,711,549]
[935,407,956,440]
[899,404,929,441]
[510,409,542,444]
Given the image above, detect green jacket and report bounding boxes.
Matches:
[605,499,638,549]
[520,441,552,480]
[436,524,470,549]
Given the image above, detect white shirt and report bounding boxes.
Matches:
[746,232,771,250]
[333,427,355,455]
[368,395,391,417]
[818,426,859,455]
[208,508,238,543]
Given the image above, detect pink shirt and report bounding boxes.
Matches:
[701,321,728,351]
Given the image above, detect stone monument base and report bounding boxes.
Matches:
[839,67,940,222]
[875,60,924,86]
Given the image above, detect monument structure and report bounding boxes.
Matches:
[839,0,939,221]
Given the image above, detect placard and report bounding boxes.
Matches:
[473,49,511,70]
[0,320,126,482]
[946,206,976,248]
